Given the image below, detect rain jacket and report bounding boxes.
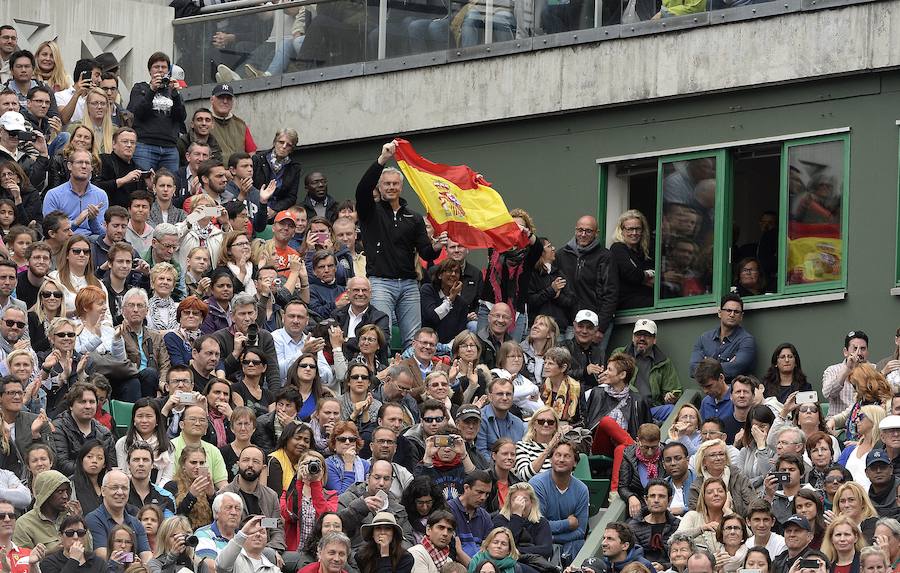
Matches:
[12,470,93,552]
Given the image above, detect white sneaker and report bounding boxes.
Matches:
[217,64,242,81]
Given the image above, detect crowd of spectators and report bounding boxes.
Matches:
[0,20,898,573]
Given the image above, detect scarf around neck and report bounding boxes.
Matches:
[603,384,631,429]
[422,535,451,568]
[541,377,580,421]
[635,445,661,479]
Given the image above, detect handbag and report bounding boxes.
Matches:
[89,352,139,380]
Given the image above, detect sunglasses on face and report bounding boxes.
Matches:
[40,291,63,299]
[349,374,369,381]
[535,419,556,426]
[70,248,90,255]
[422,416,445,423]
[335,436,357,444]
[4,320,25,329]
[297,363,316,370]
[63,529,87,538]
[825,476,845,484]
[798,406,818,413]
[0,512,14,520]
[241,359,263,366]
[54,331,76,338]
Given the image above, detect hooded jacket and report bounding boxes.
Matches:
[13,470,92,552]
[598,544,655,573]
[555,237,619,332]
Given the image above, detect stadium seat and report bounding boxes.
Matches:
[257,224,274,241]
[110,400,134,438]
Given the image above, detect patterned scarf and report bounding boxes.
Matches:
[208,407,228,447]
[540,377,581,421]
[421,534,452,568]
[148,296,178,331]
[180,328,202,345]
[603,384,631,429]
[635,444,661,479]
[486,248,526,320]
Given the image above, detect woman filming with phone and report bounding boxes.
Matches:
[147,516,198,573]
[107,524,138,573]
[163,446,214,530]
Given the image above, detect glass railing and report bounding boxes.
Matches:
[172,0,798,87]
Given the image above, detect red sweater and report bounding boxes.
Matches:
[280,479,338,551]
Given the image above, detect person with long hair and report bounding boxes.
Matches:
[298,512,345,568]
[610,209,654,310]
[742,547,772,573]
[138,504,164,555]
[821,515,866,573]
[49,236,109,321]
[163,296,209,367]
[467,527,520,573]
[216,231,257,296]
[666,404,703,456]
[200,268,235,335]
[687,439,755,517]
[24,442,54,491]
[27,275,65,353]
[794,489,827,550]
[0,161,42,227]
[483,438,521,512]
[106,524,138,573]
[492,482,553,560]
[288,352,329,420]
[114,398,174,485]
[266,421,314,495]
[735,405,776,488]
[873,518,900,573]
[838,404,886,489]
[521,314,559,383]
[527,237,574,334]
[400,476,447,543]
[762,343,811,402]
[81,87,114,154]
[324,420,369,494]
[146,515,196,573]
[7,225,35,268]
[421,258,472,343]
[281,449,338,552]
[833,481,880,542]
[203,378,235,448]
[356,512,414,573]
[860,547,891,573]
[514,405,562,480]
[339,362,381,442]
[147,263,179,331]
[448,330,491,404]
[220,406,256,482]
[69,439,107,515]
[48,124,101,189]
[829,364,892,442]
[34,41,70,92]
[163,446,214,530]
[675,476,731,551]
[494,341,542,418]
[233,347,272,417]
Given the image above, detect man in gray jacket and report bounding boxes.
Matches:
[338,459,415,550]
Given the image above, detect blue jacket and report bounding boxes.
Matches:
[600,545,655,573]
[42,181,109,236]
[308,277,346,321]
[665,469,695,514]
[689,325,757,380]
[475,404,525,461]
[448,497,494,557]
[529,470,588,544]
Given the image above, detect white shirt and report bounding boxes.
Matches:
[347,306,367,339]
[271,328,333,385]
[745,533,786,557]
[54,87,86,123]
[670,484,685,512]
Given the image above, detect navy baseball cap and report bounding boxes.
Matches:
[783,515,811,531]
[211,83,234,97]
[867,449,892,468]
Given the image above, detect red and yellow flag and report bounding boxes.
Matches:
[393,139,528,251]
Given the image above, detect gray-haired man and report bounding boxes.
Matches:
[211,293,280,389]
[141,222,187,300]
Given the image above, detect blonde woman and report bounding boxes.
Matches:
[147,263,180,331]
[514,406,562,480]
[675,477,731,551]
[522,314,559,382]
[610,209,653,310]
[163,446,214,530]
[687,439,755,516]
[492,482,552,560]
[833,481,880,541]
[821,515,866,570]
[80,88,114,154]
[27,276,66,353]
[837,403,886,490]
[147,515,198,573]
[48,235,111,324]
[48,124,101,189]
[173,195,224,271]
[467,527,520,573]
[666,404,702,455]
[34,41,70,92]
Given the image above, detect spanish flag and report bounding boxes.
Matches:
[394,139,528,251]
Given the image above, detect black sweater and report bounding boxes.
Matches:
[127,82,187,148]
[97,152,148,208]
[610,241,653,310]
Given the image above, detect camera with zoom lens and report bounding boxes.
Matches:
[306,460,321,474]
[247,323,258,348]
[184,535,199,548]
[13,130,36,143]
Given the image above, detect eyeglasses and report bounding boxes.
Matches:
[242,359,263,366]
[104,485,128,493]
[70,248,90,255]
[349,374,369,381]
[297,363,317,370]
[88,101,107,108]
[574,228,595,235]
[535,419,556,426]
[459,343,478,349]
[798,406,818,413]
[623,226,642,233]
[40,291,63,299]
[395,386,414,394]
[422,416,445,423]
[359,336,378,344]
[2,391,23,398]
[335,436,357,443]
[4,320,25,329]
[54,331,76,338]
[374,439,396,446]
[182,310,203,317]
[415,340,436,348]
[232,241,250,247]
[63,529,88,538]
[184,417,207,424]
[706,452,727,459]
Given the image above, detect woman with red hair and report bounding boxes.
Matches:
[163,296,210,366]
[73,285,133,398]
[323,421,370,494]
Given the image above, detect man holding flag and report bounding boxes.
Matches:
[355,141,447,351]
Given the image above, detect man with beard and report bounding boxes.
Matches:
[221,445,288,564]
[611,319,681,421]
[15,242,51,309]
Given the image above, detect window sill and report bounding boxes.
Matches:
[614,291,846,325]
[890,287,900,296]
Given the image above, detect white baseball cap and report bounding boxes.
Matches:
[574,309,599,326]
[880,415,900,431]
[0,112,27,132]
[633,319,657,336]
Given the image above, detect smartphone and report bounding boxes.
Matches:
[122,552,134,563]
[198,465,210,476]
[80,71,91,82]
[798,560,820,570]
[260,517,277,528]
[796,391,818,405]
[177,391,195,404]
[770,472,791,485]
[200,205,220,218]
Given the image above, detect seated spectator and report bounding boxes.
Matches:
[183,247,211,299]
[792,490,826,550]
[281,449,338,551]
[171,404,229,489]
[216,230,257,296]
[595,522,655,573]
[714,515,750,573]
[215,515,280,573]
[666,404,702,456]
[84,470,152,561]
[330,275,389,347]
[830,481,879,542]
[0,160,41,227]
[829,364,891,442]
[695,359,740,442]
[395,399,449,473]
[194,491,244,567]
[125,441,176,519]
[522,314,559,383]
[837,404,885,490]
[415,429,477,501]
[408,510,463,573]
[625,479,679,566]
[148,169,186,226]
[491,481,552,564]
[448,330,491,405]
[264,419,313,495]
[476,377,525,462]
[822,330,870,417]
[687,439,755,516]
[820,515,865,573]
[770,400,837,468]
[147,263,179,331]
[745,500,786,558]
[7,224,35,268]
[273,299,336,385]
[763,454,805,526]
[47,124,99,191]
[356,512,415,573]
[734,404,776,489]
[325,421,370,495]
[585,351,651,436]
[286,352,331,421]
[22,245,57,337]
[309,250,347,322]
[466,527,520,573]
[69,439,107,516]
[529,441,587,557]
[339,362,381,443]
[401,476,448,544]
[219,407,255,482]
[823,465,851,512]
[476,302,513,370]
[805,431,836,489]
[374,365,422,428]
[733,257,767,297]
[560,310,606,391]
[309,396,342,456]
[613,319,682,420]
[39,515,103,573]
[0,111,49,193]
[202,377,236,448]
[762,343,811,403]
[0,373,51,477]
[96,127,150,207]
[12,469,74,550]
[689,294,756,381]
[164,296,210,367]
[773,517,818,573]
[676,476,730,552]
[421,371,457,421]
[422,258,476,343]
[873,519,900,569]
[299,532,353,573]
[49,236,111,322]
[337,459,414,550]
[164,445,215,529]
[493,341,542,418]
[447,471,495,566]
[209,292,282,392]
[610,210,654,310]
[72,283,121,356]
[40,317,85,418]
[146,515,197,573]
[232,348,272,418]
[663,533,696,573]
[620,424,664,519]
[42,148,107,237]
[866,449,900,517]
[661,442,694,517]
[51,382,115,476]
[251,129,301,214]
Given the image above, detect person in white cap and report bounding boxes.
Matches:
[610,318,682,421]
[0,110,49,191]
[879,415,900,478]
[561,309,606,390]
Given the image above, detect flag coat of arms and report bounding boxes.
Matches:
[393,139,528,251]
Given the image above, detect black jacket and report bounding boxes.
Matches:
[528,265,575,331]
[610,241,653,310]
[428,260,482,314]
[252,148,302,213]
[555,238,619,332]
[477,327,509,370]
[96,152,148,208]
[626,512,680,566]
[420,283,471,344]
[253,411,279,456]
[584,387,652,434]
[773,548,815,573]
[870,478,900,518]
[0,180,42,226]
[212,326,280,391]
[561,338,606,390]
[484,468,521,513]
[9,410,51,479]
[50,410,116,476]
[299,192,340,222]
[617,444,666,506]
[479,241,544,313]
[355,161,441,280]
[492,513,553,558]
[0,146,49,194]
[39,550,106,573]
[127,82,187,148]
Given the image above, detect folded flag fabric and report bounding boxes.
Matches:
[394,139,528,251]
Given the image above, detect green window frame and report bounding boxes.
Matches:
[600,133,850,316]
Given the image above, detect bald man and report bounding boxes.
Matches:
[556,215,619,356]
[331,276,390,359]
[476,301,513,369]
[85,470,153,563]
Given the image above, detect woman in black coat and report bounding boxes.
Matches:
[0,161,43,225]
[609,209,654,310]
[251,132,302,214]
[421,258,471,344]
[491,482,553,559]
[527,237,574,331]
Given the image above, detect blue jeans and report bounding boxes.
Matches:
[133,143,180,172]
[651,404,675,423]
[370,277,421,351]
[48,131,69,157]
[267,36,305,75]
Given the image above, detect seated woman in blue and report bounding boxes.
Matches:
[163,296,209,366]
[324,421,370,495]
[288,352,330,421]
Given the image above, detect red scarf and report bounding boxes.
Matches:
[432,454,463,470]
[635,445,661,479]
[421,534,452,568]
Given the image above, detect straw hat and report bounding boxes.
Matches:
[360,512,402,540]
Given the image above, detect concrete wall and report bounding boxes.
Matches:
[218,0,900,147]
[3,0,173,90]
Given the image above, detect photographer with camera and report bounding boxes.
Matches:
[127,52,185,173]
[763,454,805,527]
[147,516,198,573]
[415,428,477,499]
[0,111,49,192]
[282,450,339,552]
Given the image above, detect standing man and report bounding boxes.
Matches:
[355,141,446,351]
[555,215,618,355]
[530,441,588,557]
[475,378,525,461]
[823,330,870,417]
[612,319,682,420]
[177,108,222,164]
[300,172,339,221]
[208,84,256,163]
[42,148,108,237]
[689,293,757,381]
